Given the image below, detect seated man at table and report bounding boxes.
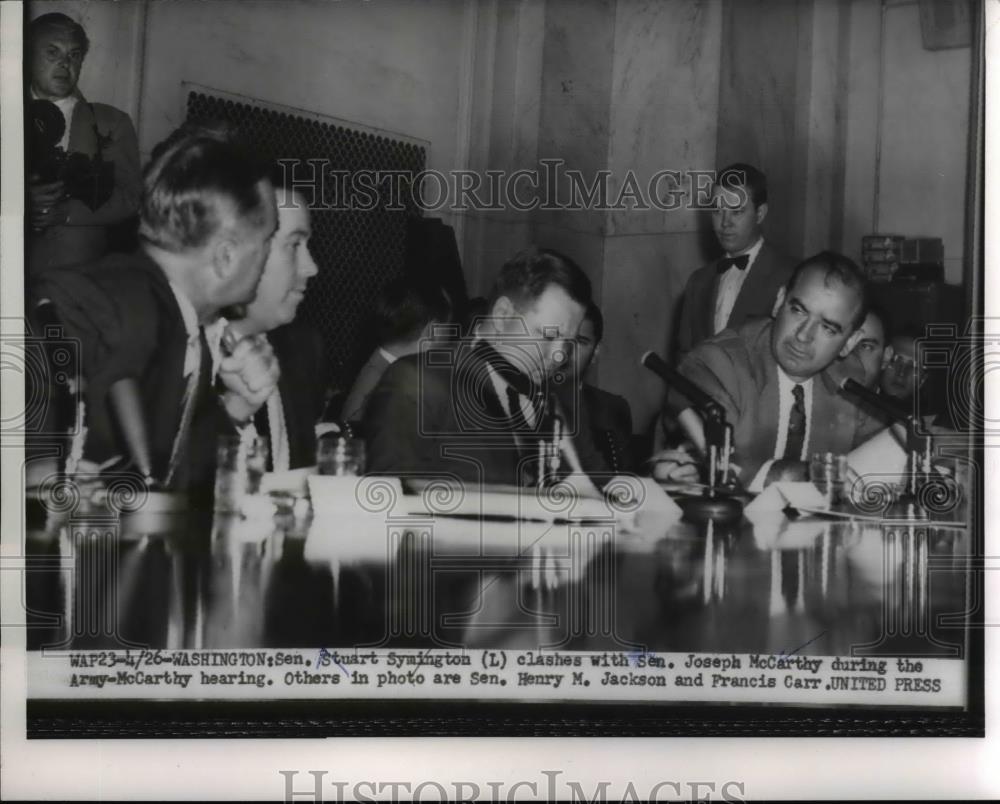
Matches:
[341,274,451,426]
[570,301,634,473]
[656,251,881,490]
[211,181,323,470]
[364,246,608,487]
[846,306,889,390]
[30,128,280,492]
[880,327,926,405]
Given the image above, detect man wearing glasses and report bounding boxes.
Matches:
[880,330,925,405]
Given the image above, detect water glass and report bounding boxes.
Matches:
[317,436,366,476]
[215,434,270,512]
[809,452,847,506]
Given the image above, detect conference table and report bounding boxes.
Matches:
[23,478,972,661]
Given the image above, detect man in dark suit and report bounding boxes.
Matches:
[26,13,141,274]
[216,184,323,470]
[658,252,882,490]
[571,302,634,473]
[365,247,608,488]
[675,163,796,358]
[31,129,280,492]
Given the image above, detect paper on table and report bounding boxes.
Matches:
[847,426,907,483]
[745,481,827,517]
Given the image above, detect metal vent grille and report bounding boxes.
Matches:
[185,89,427,391]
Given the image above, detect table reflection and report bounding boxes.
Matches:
[24,494,970,659]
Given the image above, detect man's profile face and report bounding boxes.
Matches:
[245,189,318,333]
[849,311,887,389]
[221,179,279,307]
[770,265,863,382]
[493,284,585,385]
[31,29,85,101]
[880,335,921,400]
[711,183,765,256]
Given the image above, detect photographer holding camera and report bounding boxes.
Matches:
[26,13,140,274]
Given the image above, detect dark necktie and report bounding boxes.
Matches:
[782,384,806,461]
[716,254,750,274]
[166,327,212,488]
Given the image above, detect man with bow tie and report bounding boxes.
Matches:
[26,13,141,274]
[364,247,608,488]
[674,163,796,358]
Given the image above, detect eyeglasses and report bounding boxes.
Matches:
[886,353,916,375]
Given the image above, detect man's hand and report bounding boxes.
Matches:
[650,447,701,484]
[218,335,280,423]
[28,176,68,230]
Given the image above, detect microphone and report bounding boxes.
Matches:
[839,377,911,423]
[640,350,723,415]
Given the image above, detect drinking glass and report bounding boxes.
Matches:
[215,434,270,512]
[809,452,847,507]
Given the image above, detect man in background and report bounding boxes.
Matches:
[26,12,141,273]
[880,328,926,405]
[848,307,889,390]
[341,275,451,426]
[570,302,633,473]
[675,163,796,358]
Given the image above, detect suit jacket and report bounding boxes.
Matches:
[582,384,633,474]
[364,340,609,487]
[676,240,797,357]
[341,348,393,425]
[675,318,881,485]
[28,94,141,275]
[268,322,327,468]
[30,251,216,490]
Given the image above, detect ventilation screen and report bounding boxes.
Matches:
[185,89,427,392]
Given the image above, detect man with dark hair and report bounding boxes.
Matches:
[654,251,880,489]
[365,247,608,486]
[26,12,141,273]
[341,275,451,425]
[880,328,926,404]
[31,129,279,491]
[571,302,634,473]
[674,163,796,357]
[847,306,889,390]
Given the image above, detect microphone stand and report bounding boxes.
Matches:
[840,378,932,516]
[641,351,743,523]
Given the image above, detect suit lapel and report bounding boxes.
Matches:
[728,241,776,329]
[749,321,781,464]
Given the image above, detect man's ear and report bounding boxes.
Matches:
[755,201,768,226]
[771,286,785,318]
[211,235,237,283]
[840,329,863,358]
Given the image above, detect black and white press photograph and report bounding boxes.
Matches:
[1,0,994,799]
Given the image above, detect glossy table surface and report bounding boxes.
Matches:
[24,486,972,660]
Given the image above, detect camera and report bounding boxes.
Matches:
[28,99,115,211]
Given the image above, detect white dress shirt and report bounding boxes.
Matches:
[713,236,765,334]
